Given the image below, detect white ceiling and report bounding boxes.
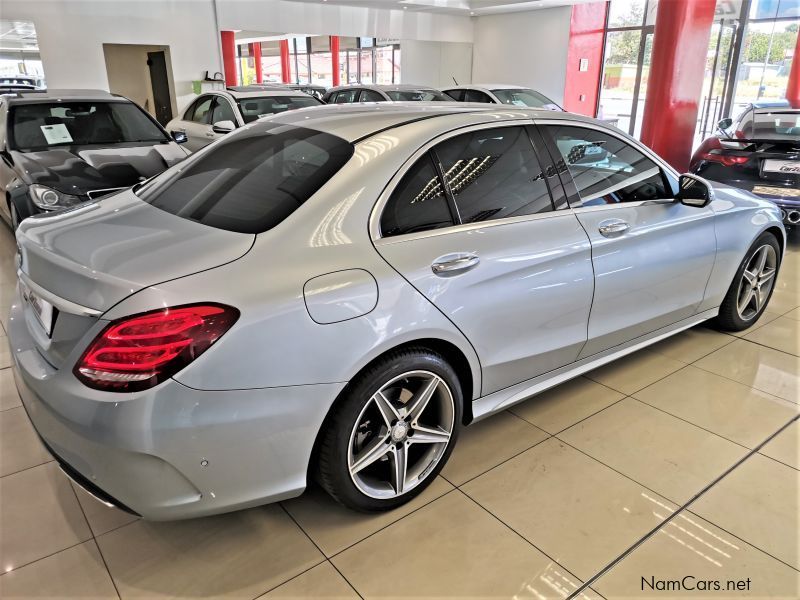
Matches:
[285,0,581,16]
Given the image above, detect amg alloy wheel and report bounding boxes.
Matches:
[317,349,462,511]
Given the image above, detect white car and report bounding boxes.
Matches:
[442,84,563,111]
[166,89,322,151]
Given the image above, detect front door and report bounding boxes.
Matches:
[180,95,215,152]
[540,122,717,358]
[374,124,594,395]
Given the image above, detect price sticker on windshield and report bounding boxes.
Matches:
[40,123,73,145]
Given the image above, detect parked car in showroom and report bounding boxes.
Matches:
[10,103,784,520]
[166,88,322,151]
[690,102,800,225]
[229,84,328,101]
[323,84,451,103]
[442,84,563,111]
[0,89,188,230]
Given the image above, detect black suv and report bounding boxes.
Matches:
[0,89,188,229]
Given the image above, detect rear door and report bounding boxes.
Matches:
[539,121,716,358]
[374,123,594,395]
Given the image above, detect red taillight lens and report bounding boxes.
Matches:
[75,304,239,392]
[693,137,750,167]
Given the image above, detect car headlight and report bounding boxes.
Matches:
[29,184,82,211]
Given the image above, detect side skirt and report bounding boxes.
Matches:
[470,308,719,422]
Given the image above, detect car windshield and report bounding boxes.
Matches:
[491,89,561,110]
[10,101,168,150]
[236,95,322,123]
[135,122,354,234]
[750,112,800,139]
[385,90,450,102]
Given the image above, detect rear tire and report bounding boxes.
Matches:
[714,232,780,332]
[316,348,462,512]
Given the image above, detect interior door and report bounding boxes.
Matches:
[540,122,717,358]
[374,124,594,395]
[147,51,172,126]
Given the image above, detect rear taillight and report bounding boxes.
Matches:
[693,137,749,167]
[75,304,239,392]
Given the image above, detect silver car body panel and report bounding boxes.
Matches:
[9,104,786,519]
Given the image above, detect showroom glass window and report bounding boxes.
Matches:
[9,101,168,149]
[137,123,353,234]
[434,126,554,223]
[545,125,670,205]
[380,154,454,237]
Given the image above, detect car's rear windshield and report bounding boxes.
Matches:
[749,111,800,139]
[9,101,168,150]
[236,95,321,123]
[135,122,354,234]
[492,89,562,111]
[385,90,450,102]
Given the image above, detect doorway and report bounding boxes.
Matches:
[103,44,177,124]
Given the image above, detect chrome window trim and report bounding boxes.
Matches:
[369,118,551,241]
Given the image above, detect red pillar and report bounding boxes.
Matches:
[249,42,263,84]
[639,0,716,172]
[331,36,341,87]
[280,39,291,84]
[563,2,608,116]
[787,34,800,108]
[220,31,238,87]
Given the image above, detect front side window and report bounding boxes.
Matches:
[380,155,454,237]
[492,89,561,111]
[236,95,321,124]
[545,125,670,206]
[10,101,168,150]
[444,89,465,102]
[435,126,553,223]
[136,122,354,234]
[333,89,358,104]
[189,96,214,123]
[211,98,237,124]
[359,89,386,102]
[465,90,493,104]
[385,89,450,102]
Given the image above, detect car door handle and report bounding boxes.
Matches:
[431,253,480,276]
[205,132,215,137]
[598,219,630,237]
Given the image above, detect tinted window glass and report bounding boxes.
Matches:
[381,155,454,237]
[492,89,561,111]
[333,89,358,104]
[359,89,386,102]
[750,111,800,139]
[547,125,669,206]
[189,96,214,123]
[465,90,493,103]
[211,98,237,124]
[137,123,354,234]
[236,95,321,123]
[444,89,465,102]
[435,126,553,223]
[10,101,168,150]
[385,90,450,101]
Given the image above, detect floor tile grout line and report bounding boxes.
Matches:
[0,458,55,479]
[566,413,800,599]
[65,475,123,600]
[244,558,329,600]
[277,502,365,600]
[689,361,799,405]
[454,488,596,598]
[737,331,800,358]
[0,538,91,579]
[755,451,799,472]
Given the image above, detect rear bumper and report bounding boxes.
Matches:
[8,297,346,520]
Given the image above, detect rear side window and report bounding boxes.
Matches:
[137,123,354,234]
[435,126,553,223]
[465,90,493,103]
[380,155,454,237]
[443,89,465,102]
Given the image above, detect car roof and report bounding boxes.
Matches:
[327,84,439,92]
[753,107,800,114]
[262,102,590,143]
[2,89,123,103]
[224,89,313,99]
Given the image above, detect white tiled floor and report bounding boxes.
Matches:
[1,223,798,599]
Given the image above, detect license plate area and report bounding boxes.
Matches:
[20,280,56,336]
[762,159,800,175]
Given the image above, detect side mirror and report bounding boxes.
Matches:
[717,117,733,131]
[212,120,236,134]
[677,174,715,207]
[171,131,188,144]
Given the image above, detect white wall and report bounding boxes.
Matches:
[472,7,572,104]
[217,0,474,43]
[1,0,221,111]
[103,44,178,119]
[401,41,473,88]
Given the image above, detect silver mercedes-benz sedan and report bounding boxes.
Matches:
[9,104,785,519]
